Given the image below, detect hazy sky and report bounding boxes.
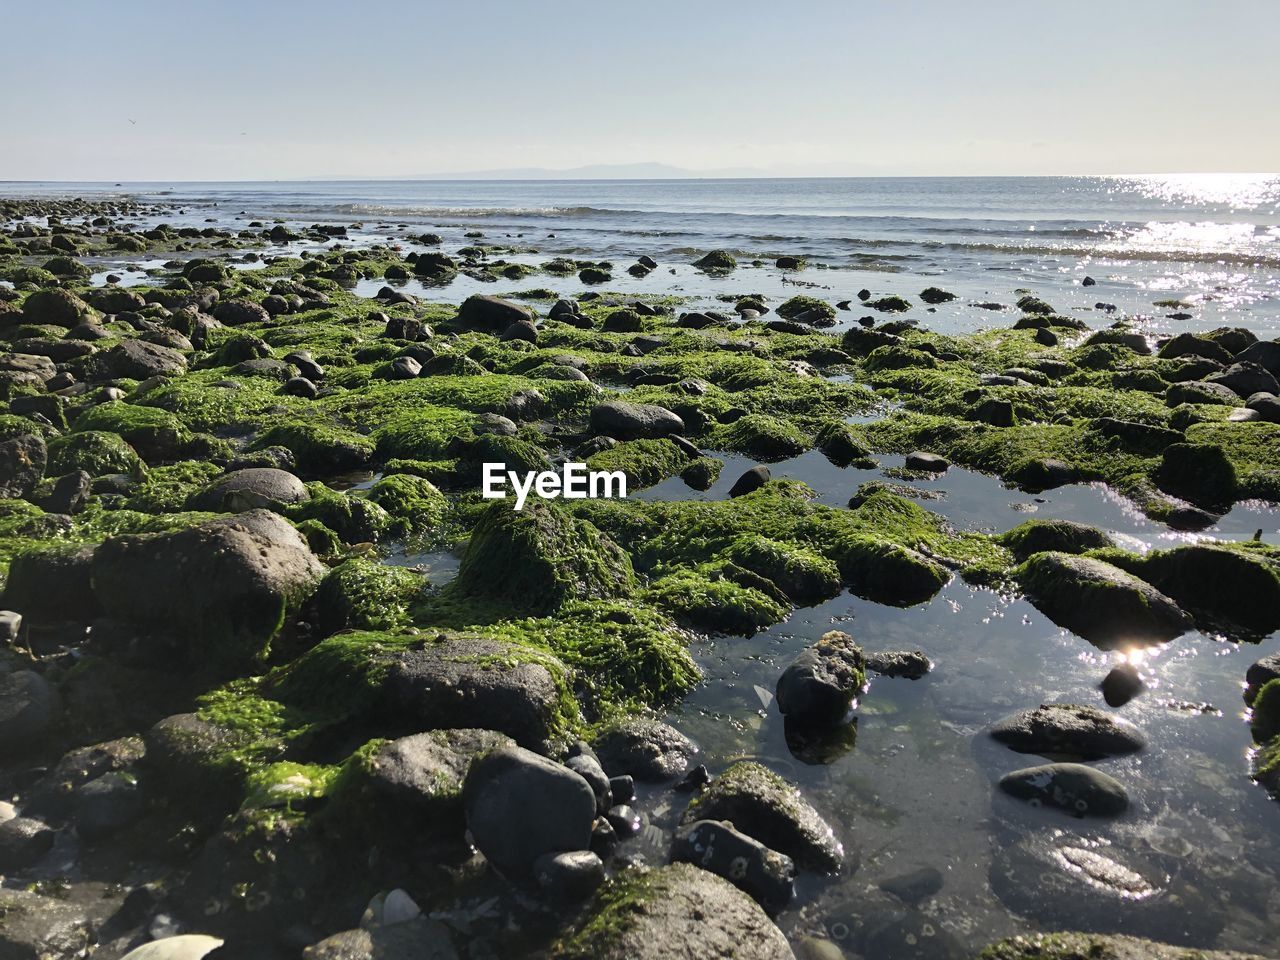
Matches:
[2,0,1277,181]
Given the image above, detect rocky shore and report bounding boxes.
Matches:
[0,197,1278,958]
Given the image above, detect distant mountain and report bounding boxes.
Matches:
[398,162,758,180]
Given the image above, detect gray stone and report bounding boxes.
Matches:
[0,816,55,871]
[533,849,605,900]
[991,703,1145,759]
[95,339,187,380]
[865,650,933,679]
[463,745,596,882]
[775,630,866,726]
[673,819,796,911]
[683,760,843,871]
[303,917,458,960]
[998,762,1129,817]
[729,464,771,498]
[593,718,698,781]
[0,670,58,754]
[589,399,684,440]
[190,467,309,512]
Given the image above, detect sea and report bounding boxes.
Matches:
[4,174,1280,336]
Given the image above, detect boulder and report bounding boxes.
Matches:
[462,745,596,882]
[904,451,948,473]
[1154,442,1236,513]
[554,863,795,960]
[998,762,1128,817]
[0,670,59,755]
[189,467,309,512]
[672,819,795,911]
[212,299,270,326]
[589,400,684,440]
[302,919,457,960]
[2,544,98,620]
[1207,361,1279,398]
[381,637,572,750]
[21,288,94,326]
[95,339,187,380]
[0,434,46,498]
[978,933,1266,960]
[593,718,698,781]
[775,630,866,726]
[1235,339,1280,377]
[91,510,325,671]
[1018,552,1190,647]
[990,703,1145,760]
[330,728,514,835]
[682,760,843,871]
[998,519,1115,561]
[456,295,532,332]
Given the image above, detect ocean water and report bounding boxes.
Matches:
[5,174,1280,336]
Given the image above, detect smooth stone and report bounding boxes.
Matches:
[673,819,796,911]
[990,703,1146,760]
[904,451,949,473]
[1101,664,1145,707]
[533,850,605,900]
[729,464,771,498]
[190,467,309,512]
[998,762,1129,817]
[0,816,55,871]
[878,865,944,905]
[462,745,595,883]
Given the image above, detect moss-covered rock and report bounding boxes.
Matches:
[446,500,635,617]
[309,558,426,635]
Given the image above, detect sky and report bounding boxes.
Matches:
[1,0,1278,181]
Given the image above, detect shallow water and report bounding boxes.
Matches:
[637,449,1280,954]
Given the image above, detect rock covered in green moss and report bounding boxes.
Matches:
[381,634,578,749]
[448,501,635,616]
[646,562,789,634]
[92,509,325,672]
[683,760,843,871]
[711,413,810,460]
[693,249,738,272]
[45,430,144,478]
[777,295,835,323]
[309,558,425,635]
[20,288,95,326]
[327,728,514,841]
[998,519,1115,561]
[592,718,698,781]
[1017,552,1191,647]
[552,862,795,960]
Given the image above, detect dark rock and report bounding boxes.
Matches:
[1101,664,1145,707]
[2,544,98,620]
[0,816,55,871]
[878,866,944,906]
[91,510,325,672]
[1154,442,1236,513]
[998,762,1129,817]
[75,771,144,841]
[775,630,866,726]
[0,670,59,755]
[1157,332,1232,363]
[729,465,771,498]
[593,718,697,781]
[457,295,532,332]
[1245,653,1280,705]
[1018,552,1190,648]
[604,804,642,837]
[1236,339,1280,377]
[283,376,319,398]
[553,862,795,960]
[212,298,271,326]
[904,451,948,473]
[565,750,612,814]
[1009,458,1077,492]
[1207,361,1280,398]
[608,774,634,805]
[673,819,795,911]
[387,356,421,380]
[463,745,595,883]
[41,469,91,515]
[683,760,843,871]
[382,637,571,750]
[0,434,47,498]
[499,320,539,344]
[990,703,1145,760]
[589,399,684,440]
[95,339,188,381]
[865,650,933,679]
[534,849,605,901]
